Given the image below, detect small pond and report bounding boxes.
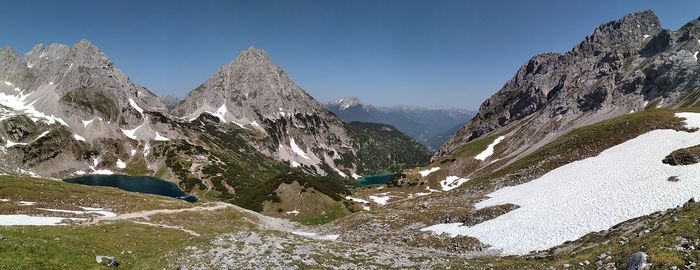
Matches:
[64,175,198,202]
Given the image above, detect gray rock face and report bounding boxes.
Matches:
[437,11,700,161]
[627,252,648,270]
[0,40,167,141]
[0,39,176,177]
[172,47,357,175]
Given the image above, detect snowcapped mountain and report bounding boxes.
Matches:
[0,40,177,176]
[171,47,424,176]
[323,97,474,149]
[0,42,429,214]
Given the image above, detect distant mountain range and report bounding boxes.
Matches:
[323,97,475,150]
[0,41,431,215]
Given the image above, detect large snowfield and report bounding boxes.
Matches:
[422,113,700,255]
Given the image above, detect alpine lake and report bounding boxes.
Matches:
[64,174,198,202]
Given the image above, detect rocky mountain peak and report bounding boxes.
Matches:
[234,46,270,63]
[0,45,31,84]
[573,10,661,56]
[437,10,700,162]
[331,97,361,110]
[67,39,112,68]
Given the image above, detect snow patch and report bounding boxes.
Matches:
[121,121,145,140]
[82,118,94,127]
[5,140,27,147]
[34,131,50,141]
[116,159,126,169]
[419,167,440,177]
[128,98,144,114]
[17,201,35,206]
[421,113,700,255]
[3,81,12,86]
[642,34,650,40]
[73,134,86,142]
[0,91,68,126]
[38,207,116,218]
[475,136,505,161]
[0,215,84,226]
[368,194,391,205]
[289,138,310,159]
[154,132,170,141]
[345,196,370,204]
[351,173,361,179]
[285,210,299,216]
[334,168,347,178]
[694,51,698,61]
[440,176,469,191]
[291,231,339,241]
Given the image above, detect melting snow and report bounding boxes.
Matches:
[0,215,84,226]
[334,168,347,178]
[0,92,68,126]
[116,159,126,169]
[38,207,116,218]
[440,176,469,191]
[92,169,114,175]
[5,140,27,147]
[82,119,94,127]
[206,104,228,123]
[34,131,50,141]
[121,121,145,140]
[144,142,151,157]
[345,196,370,204]
[368,194,391,205]
[73,134,86,142]
[154,132,170,141]
[75,170,86,175]
[291,231,340,241]
[422,113,700,255]
[289,138,310,159]
[475,136,505,161]
[419,167,440,177]
[128,98,144,114]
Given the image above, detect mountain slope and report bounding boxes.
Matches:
[437,11,700,168]
[172,48,429,177]
[0,40,173,177]
[0,42,430,217]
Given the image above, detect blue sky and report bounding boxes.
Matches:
[1,0,698,109]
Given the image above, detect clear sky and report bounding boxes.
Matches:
[1,1,698,109]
